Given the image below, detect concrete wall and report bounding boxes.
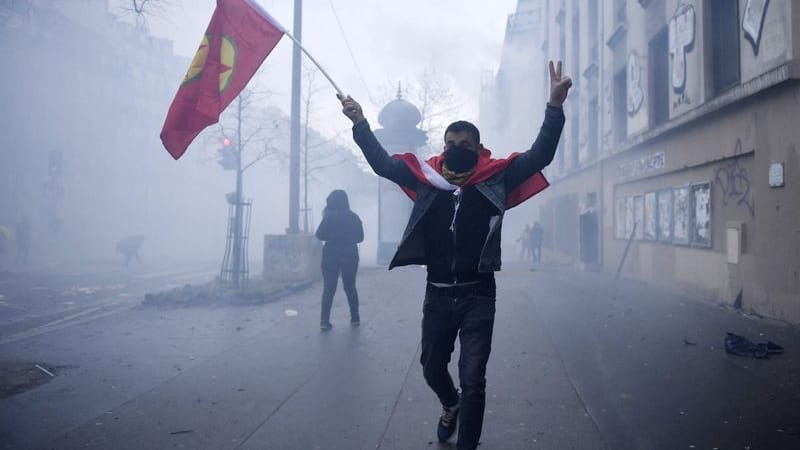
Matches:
[603,81,800,322]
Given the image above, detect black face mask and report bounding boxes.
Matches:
[444,144,478,173]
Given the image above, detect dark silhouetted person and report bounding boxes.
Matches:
[516,224,532,262]
[116,234,145,268]
[531,221,543,263]
[315,190,364,331]
[337,60,571,450]
[15,216,31,264]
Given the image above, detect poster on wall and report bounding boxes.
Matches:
[673,186,691,244]
[615,197,626,239]
[657,189,673,243]
[625,196,635,238]
[634,195,644,240]
[692,182,712,247]
[644,192,657,240]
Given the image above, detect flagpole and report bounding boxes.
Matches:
[283,31,344,96]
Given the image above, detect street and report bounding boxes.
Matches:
[0,263,798,450]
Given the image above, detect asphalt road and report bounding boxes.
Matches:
[0,262,797,450]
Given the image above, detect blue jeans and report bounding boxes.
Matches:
[420,283,496,450]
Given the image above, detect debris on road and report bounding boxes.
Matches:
[34,364,54,377]
[724,332,784,359]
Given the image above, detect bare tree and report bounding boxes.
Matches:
[300,64,350,233]
[209,87,285,288]
[117,0,175,28]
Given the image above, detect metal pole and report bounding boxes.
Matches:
[288,0,302,234]
[615,221,637,280]
[233,96,244,286]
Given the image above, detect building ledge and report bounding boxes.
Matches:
[616,61,800,155]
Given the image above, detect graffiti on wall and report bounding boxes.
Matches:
[668,1,695,94]
[714,140,755,218]
[743,0,770,55]
[627,52,644,116]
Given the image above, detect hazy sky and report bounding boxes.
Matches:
[135,0,519,140]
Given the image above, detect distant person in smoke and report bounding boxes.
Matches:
[530,221,543,264]
[337,60,571,450]
[116,234,145,268]
[315,189,364,331]
[516,224,532,262]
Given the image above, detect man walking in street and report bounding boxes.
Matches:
[338,61,571,450]
[531,221,544,264]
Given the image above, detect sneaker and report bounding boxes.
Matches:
[437,401,460,442]
[350,319,360,327]
[320,322,332,331]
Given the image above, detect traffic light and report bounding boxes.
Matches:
[218,137,238,170]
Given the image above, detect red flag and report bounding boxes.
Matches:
[392,148,549,209]
[160,0,285,159]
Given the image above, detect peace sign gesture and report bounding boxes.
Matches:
[549,60,572,107]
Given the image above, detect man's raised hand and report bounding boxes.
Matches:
[337,94,366,124]
[549,60,572,107]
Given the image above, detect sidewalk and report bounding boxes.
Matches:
[1,263,797,449]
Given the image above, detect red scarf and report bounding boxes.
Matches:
[391,147,549,209]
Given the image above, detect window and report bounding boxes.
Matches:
[588,97,599,160]
[691,182,712,247]
[672,186,691,245]
[614,69,628,144]
[644,192,657,240]
[708,0,740,95]
[649,26,669,127]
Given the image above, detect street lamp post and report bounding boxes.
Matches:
[288,0,302,234]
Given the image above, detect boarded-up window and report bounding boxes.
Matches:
[644,192,657,240]
[615,197,626,239]
[673,186,690,244]
[625,196,635,238]
[634,195,644,240]
[657,189,672,243]
[691,182,712,247]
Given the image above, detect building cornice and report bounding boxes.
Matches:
[617,61,800,154]
[549,62,800,185]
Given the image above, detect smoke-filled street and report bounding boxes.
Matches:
[3,0,800,449]
[1,263,797,450]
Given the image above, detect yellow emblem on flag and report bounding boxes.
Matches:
[180,34,236,92]
[219,36,237,93]
[182,34,209,86]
